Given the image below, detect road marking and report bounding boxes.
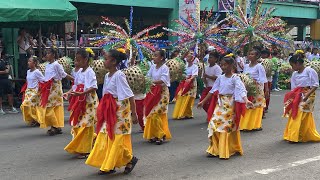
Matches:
[255,155,320,175]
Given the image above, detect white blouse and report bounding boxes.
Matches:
[203,64,222,87]
[71,68,82,80]
[26,69,45,89]
[291,67,319,90]
[209,74,247,102]
[185,64,198,77]
[147,64,170,87]
[102,70,134,101]
[44,61,67,81]
[73,67,98,91]
[243,63,267,84]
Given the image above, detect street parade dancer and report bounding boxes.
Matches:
[198,55,253,159]
[143,49,172,145]
[283,51,320,143]
[20,56,45,127]
[172,51,199,119]
[85,49,139,175]
[64,48,99,158]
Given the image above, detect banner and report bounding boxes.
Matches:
[218,0,235,12]
[179,0,200,25]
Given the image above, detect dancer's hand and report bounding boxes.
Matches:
[63,92,70,100]
[71,91,84,96]
[246,100,253,108]
[197,101,204,109]
[131,113,138,124]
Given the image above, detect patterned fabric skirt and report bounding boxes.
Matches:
[64,126,95,154]
[240,83,265,131]
[20,88,41,125]
[143,86,172,140]
[86,133,133,172]
[283,91,320,142]
[65,92,98,154]
[37,81,64,128]
[207,95,243,159]
[172,80,197,120]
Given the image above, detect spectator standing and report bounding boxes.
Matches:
[17,28,33,79]
[0,52,19,114]
[307,48,319,61]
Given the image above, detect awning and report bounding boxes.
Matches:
[0,0,78,23]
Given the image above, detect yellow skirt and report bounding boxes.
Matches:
[143,113,172,140]
[207,131,243,159]
[86,133,133,172]
[21,106,40,125]
[64,126,94,154]
[239,107,263,131]
[172,95,195,119]
[283,110,320,142]
[37,106,64,128]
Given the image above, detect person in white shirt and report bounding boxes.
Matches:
[20,56,45,126]
[143,49,172,145]
[283,52,320,143]
[198,55,252,159]
[17,28,33,79]
[38,48,73,136]
[64,48,99,159]
[200,51,222,114]
[235,50,244,73]
[203,46,215,64]
[307,48,319,61]
[86,49,138,175]
[173,51,198,120]
[240,49,268,131]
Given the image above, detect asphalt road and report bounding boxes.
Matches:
[2,91,320,180]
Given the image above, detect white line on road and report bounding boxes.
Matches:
[255,155,320,175]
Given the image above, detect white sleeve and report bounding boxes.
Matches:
[192,65,199,76]
[116,72,134,101]
[161,66,171,87]
[234,76,247,102]
[209,76,221,93]
[291,72,296,90]
[258,65,267,84]
[147,65,153,78]
[214,66,223,76]
[35,69,45,82]
[308,68,319,88]
[85,69,98,89]
[55,63,67,79]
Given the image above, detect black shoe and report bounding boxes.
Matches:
[124,157,138,174]
[98,169,116,175]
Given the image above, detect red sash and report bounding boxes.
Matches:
[174,78,194,99]
[283,87,303,119]
[96,94,117,139]
[234,102,246,130]
[207,90,219,122]
[39,79,53,107]
[68,84,86,126]
[20,82,28,102]
[200,87,212,113]
[144,85,162,117]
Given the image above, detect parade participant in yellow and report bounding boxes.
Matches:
[20,56,45,127]
[85,49,139,175]
[64,48,98,158]
[38,48,73,136]
[283,51,320,142]
[198,55,252,159]
[240,49,268,131]
[143,49,172,145]
[172,51,198,119]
